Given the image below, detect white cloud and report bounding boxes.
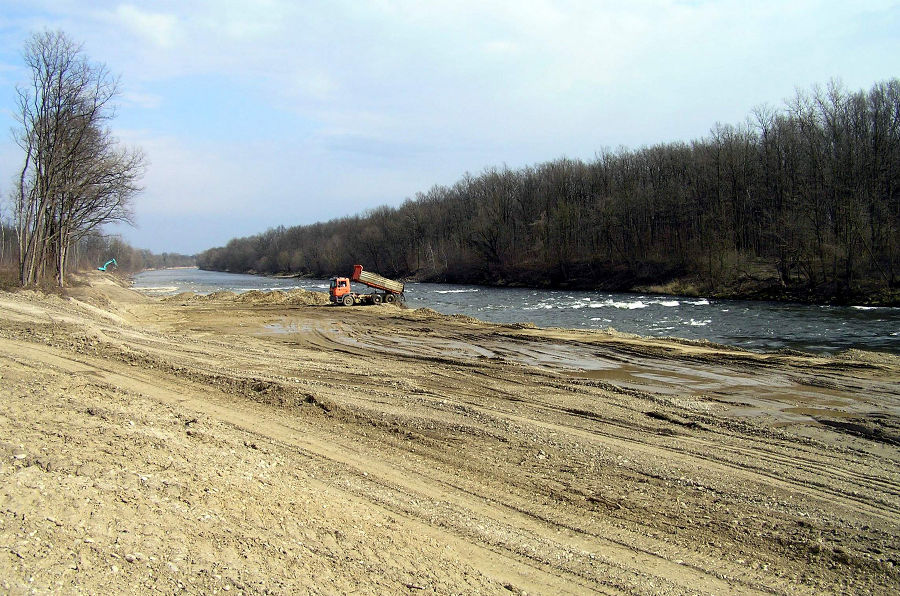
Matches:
[112,4,181,49]
[482,40,520,55]
[195,0,295,41]
[115,133,266,216]
[119,90,162,109]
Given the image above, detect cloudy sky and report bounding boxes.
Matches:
[1,1,898,255]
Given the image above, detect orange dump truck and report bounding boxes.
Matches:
[330,265,406,306]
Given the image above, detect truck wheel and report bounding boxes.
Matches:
[372,294,383,305]
[397,293,406,304]
[384,294,395,304]
[342,295,353,306]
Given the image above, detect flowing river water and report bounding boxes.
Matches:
[132,268,900,355]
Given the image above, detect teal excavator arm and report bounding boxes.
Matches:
[98,258,118,271]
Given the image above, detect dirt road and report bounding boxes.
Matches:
[1,273,898,594]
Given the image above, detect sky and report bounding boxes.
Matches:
[0,1,898,255]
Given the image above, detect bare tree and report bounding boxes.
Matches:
[13,30,144,287]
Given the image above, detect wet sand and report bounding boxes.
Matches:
[1,273,898,594]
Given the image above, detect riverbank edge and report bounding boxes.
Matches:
[210,267,900,308]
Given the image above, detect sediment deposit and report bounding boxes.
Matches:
[1,273,898,594]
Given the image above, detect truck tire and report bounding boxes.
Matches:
[384,294,395,304]
[342,295,353,306]
[372,294,383,305]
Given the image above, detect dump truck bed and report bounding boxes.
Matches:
[351,265,404,294]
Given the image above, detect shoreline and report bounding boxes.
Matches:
[195,265,900,307]
[140,268,900,356]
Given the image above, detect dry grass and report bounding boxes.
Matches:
[0,267,20,291]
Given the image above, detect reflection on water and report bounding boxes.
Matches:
[133,268,899,354]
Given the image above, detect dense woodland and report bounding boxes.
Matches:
[198,80,900,304]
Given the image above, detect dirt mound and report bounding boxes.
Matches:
[404,307,496,326]
[233,289,329,306]
[64,272,148,307]
[162,289,329,306]
[600,327,643,339]
[204,290,238,302]
[234,290,280,304]
[836,348,900,367]
[283,289,330,305]
[163,292,200,302]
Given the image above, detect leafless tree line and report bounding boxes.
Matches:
[0,218,193,281]
[11,30,144,287]
[198,79,900,304]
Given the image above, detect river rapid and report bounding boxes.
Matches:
[132,268,900,355]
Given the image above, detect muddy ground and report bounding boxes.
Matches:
[1,272,898,594]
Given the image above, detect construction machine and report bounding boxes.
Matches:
[97,259,118,271]
[330,265,405,306]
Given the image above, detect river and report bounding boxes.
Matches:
[131,268,900,355]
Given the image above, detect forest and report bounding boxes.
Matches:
[198,79,900,304]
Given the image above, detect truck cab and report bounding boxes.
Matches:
[330,277,352,304]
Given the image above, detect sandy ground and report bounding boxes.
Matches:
[1,272,898,595]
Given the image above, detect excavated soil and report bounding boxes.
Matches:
[1,272,898,594]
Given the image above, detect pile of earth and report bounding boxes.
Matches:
[164,288,330,306]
